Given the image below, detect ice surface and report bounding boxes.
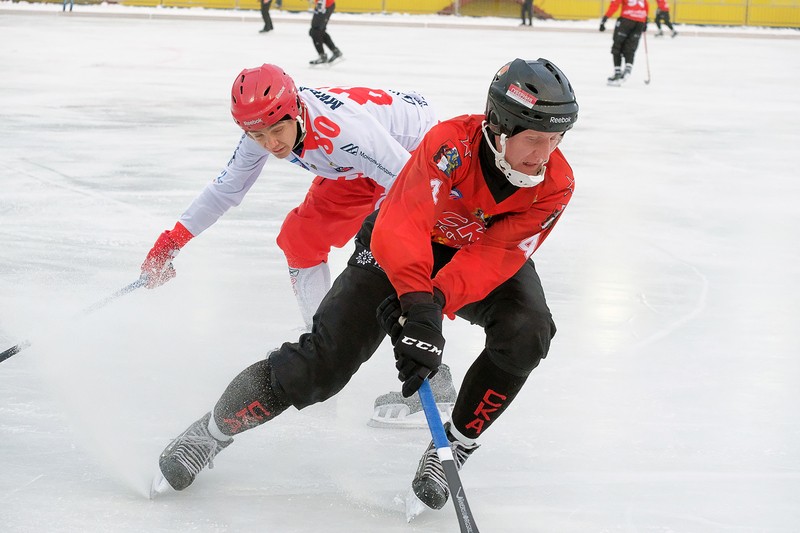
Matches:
[1,4,799,532]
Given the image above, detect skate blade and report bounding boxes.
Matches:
[149,472,172,499]
[367,402,453,429]
[405,487,429,522]
[309,57,345,68]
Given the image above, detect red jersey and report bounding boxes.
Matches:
[372,114,574,315]
[656,0,669,11]
[604,0,649,22]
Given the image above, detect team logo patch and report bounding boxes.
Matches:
[449,187,463,200]
[433,143,461,177]
[355,249,382,270]
[340,143,359,155]
[506,84,537,109]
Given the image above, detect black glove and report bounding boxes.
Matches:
[393,302,445,398]
[376,294,404,345]
[599,17,607,31]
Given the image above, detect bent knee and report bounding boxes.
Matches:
[486,310,556,375]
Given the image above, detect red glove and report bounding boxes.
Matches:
[141,222,193,289]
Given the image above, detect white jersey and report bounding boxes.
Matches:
[178,86,438,236]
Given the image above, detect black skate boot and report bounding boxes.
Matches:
[328,48,343,64]
[622,65,633,82]
[368,364,457,428]
[607,69,624,86]
[309,53,328,65]
[157,412,232,491]
[411,422,479,510]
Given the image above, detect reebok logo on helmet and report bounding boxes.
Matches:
[243,118,264,126]
[550,116,572,124]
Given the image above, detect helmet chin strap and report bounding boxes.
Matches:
[293,104,308,149]
[481,121,545,188]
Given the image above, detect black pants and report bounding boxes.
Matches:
[269,211,556,436]
[520,0,533,25]
[260,0,273,31]
[309,4,337,55]
[611,18,645,67]
[655,9,674,31]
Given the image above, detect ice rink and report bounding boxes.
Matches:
[1,4,799,532]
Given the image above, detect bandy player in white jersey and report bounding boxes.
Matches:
[139,64,456,427]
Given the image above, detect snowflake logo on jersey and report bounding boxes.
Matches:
[434,143,461,177]
[355,250,382,270]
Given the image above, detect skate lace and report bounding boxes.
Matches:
[172,428,224,477]
[419,438,478,491]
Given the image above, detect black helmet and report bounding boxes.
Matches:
[486,58,578,135]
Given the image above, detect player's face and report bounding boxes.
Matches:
[503,130,563,175]
[247,119,297,158]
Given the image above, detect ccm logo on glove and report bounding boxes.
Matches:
[400,335,443,355]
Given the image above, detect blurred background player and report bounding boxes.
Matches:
[259,0,273,33]
[654,0,678,37]
[309,0,342,65]
[600,0,649,85]
[140,64,455,427]
[520,0,533,26]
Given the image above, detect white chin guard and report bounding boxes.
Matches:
[481,121,545,188]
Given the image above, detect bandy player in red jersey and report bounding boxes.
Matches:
[152,58,579,518]
[600,0,650,85]
[139,64,457,427]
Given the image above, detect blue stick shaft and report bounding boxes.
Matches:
[419,379,450,449]
[418,378,480,533]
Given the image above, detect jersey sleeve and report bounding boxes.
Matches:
[179,134,269,236]
[604,0,622,18]
[371,126,449,298]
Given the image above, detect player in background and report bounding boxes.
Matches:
[258,0,273,33]
[309,0,342,65]
[152,58,579,517]
[599,0,649,85]
[139,64,455,427]
[519,0,533,26]
[654,0,678,38]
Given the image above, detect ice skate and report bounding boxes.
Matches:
[607,71,624,87]
[671,30,678,38]
[309,53,328,66]
[622,65,633,82]
[368,364,456,429]
[655,29,664,37]
[151,412,232,495]
[408,422,479,515]
[327,48,343,65]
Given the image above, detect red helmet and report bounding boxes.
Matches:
[230,64,300,132]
